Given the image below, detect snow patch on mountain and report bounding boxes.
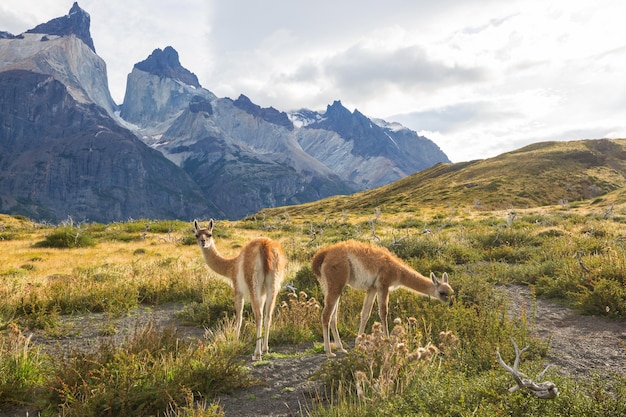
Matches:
[288,109,324,127]
[372,118,408,132]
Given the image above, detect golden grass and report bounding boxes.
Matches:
[0,218,289,280]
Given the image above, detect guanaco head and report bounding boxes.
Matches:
[193,219,214,249]
[430,272,454,305]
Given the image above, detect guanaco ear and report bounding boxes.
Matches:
[441,272,449,284]
[430,272,439,286]
[193,219,200,232]
[208,218,214,232]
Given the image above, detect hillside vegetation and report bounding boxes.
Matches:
[262,138,626,216]
[0,138,625,416]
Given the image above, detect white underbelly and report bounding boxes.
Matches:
[347,256,378,290]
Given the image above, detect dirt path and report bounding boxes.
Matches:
[3,287,625,417]
[502,285,625,378]
[214,344,327,417]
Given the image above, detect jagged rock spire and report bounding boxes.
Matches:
[26,2,95,52]
[134,46,200,87]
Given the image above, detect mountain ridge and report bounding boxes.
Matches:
[119,43,449,217]
[134,46,201,88]
[0,3,450,222]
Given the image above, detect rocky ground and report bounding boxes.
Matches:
[2,285,624,417]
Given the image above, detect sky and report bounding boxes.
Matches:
[1,0,626,162]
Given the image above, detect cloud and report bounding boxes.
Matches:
[262,43,487,112]
[324,44,485,95]
[459,14,518,35]
[389,101,520,133]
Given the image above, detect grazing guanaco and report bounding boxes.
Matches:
[193,219,286,360]
[312,239,454,356]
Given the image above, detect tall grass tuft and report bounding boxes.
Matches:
[46,320,253,417]
[0,323,49,406]
[315,320,448,401]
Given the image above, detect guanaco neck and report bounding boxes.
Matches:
[397,267,436,297]
[200,240,237,280]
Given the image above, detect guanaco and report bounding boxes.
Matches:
[312,239,454,356]
[193,219,286,360]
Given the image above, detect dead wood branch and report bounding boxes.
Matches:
[391,228,409,245]
[496,338,559,399]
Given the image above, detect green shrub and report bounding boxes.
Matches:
[148,220,187,233]
[290,264,321,298]
[122,220,151,233]
[0,267,27,277]
[535,273,582,300]
[176,280,235,328]
[575,278,626,317]
[445,242,481,265]
[389,237,441,259]
[35,226,95,248]
[271,291,322,345]
[181,234,197,245]
[473,228,540,249]
[485,245,535,263]
[0,232,17,240]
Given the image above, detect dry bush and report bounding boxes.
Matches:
[271,290,322,345]
[315,318,460,402]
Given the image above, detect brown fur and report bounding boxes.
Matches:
[312,239,454,356]
[193,219,286,360]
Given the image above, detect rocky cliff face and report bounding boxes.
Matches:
[27,2,96,52]
[0,32,118,118]
[152,96,353,219]
[120,47,215,128]
[0,4,215,223]
[0,69,215,223]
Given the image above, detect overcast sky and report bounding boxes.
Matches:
[2,0,625,162]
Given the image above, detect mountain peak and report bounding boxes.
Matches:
[308,100,364,141]
[134,46,200,88]
[26,2,95,52]
[233,94,293,130]
[325,100,351,118]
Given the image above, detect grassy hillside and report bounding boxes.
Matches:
[261,138,626,217]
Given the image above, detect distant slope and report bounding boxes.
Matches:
[260,139,626,216]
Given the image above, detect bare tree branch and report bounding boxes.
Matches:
[496,338,559,399]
